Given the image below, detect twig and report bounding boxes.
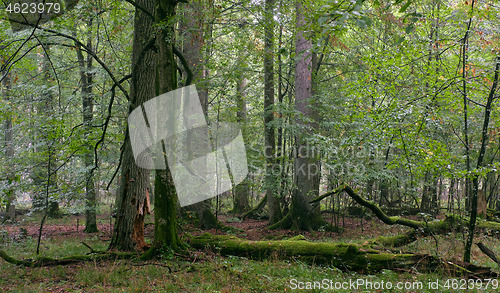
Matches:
[129,262,172,273]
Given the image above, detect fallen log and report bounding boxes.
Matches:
[311,184,500,247]
[189,233,497,278]
[0,249,137,267]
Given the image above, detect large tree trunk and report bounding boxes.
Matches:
[75,20,98,233]
[179,0,218,229]
[282,0,323,231]
[264,0,282,225]
[109,0,156,251]
[151,0,183,252]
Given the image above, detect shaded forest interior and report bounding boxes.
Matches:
[1,0,500,291]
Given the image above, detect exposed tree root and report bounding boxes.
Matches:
[242,194,267,220]
[267,210,291,230]
[189,233,498,278]
[267,207,338,232]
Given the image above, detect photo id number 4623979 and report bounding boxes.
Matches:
[6,2,61,14]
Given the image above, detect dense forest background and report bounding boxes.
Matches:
[1,0,500,291]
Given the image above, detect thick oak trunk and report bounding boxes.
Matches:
[109,0,156,251]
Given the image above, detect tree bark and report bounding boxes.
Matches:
[75,20,98,233]
[2,65,15,220]
[179,0,218,228]
[233,71,250,214]
[264,0,282,225]
[150,0,183,252]
[287,0,323,230]
[109,0,156,251]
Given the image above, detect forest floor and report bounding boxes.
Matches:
[1,211,500,292]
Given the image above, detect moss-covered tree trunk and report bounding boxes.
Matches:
[151,0,183,252]
[311,184,500,248]
[109,0,156,251]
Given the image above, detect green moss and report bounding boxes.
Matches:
[367,233,416,248]
[287,235,307,241]
[189,234,441,273]
[476,218,500,229]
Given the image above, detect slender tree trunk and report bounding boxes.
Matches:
[464,56,500,262]
[75,19,98,233]
[35,44,60,218]
[264,0,282,224]
[462,1,474,263]
[234,74,250,213]
[2,67,15,220]
[109,0,156,251]
[276,22,287,204]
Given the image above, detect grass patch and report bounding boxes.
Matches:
[1,216,500,292]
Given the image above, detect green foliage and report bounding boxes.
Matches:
[0,0,131,211]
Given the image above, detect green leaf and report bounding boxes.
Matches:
[399,1,412,13]
[356,19,367,29]
[394,36,405,46]
[361,15,373,27]
[318,16,329,25]
[405,23,414,34]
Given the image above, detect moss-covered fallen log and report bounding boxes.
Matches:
[311,184,500,247]
[0,249,137,267]
[190,233,497,278]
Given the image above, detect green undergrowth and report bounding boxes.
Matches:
[1,230,500,292]
[0,249,485,292]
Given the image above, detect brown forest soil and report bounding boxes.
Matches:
[187,213,413,242]
[2,213,500,292]
[1,212,429,244]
